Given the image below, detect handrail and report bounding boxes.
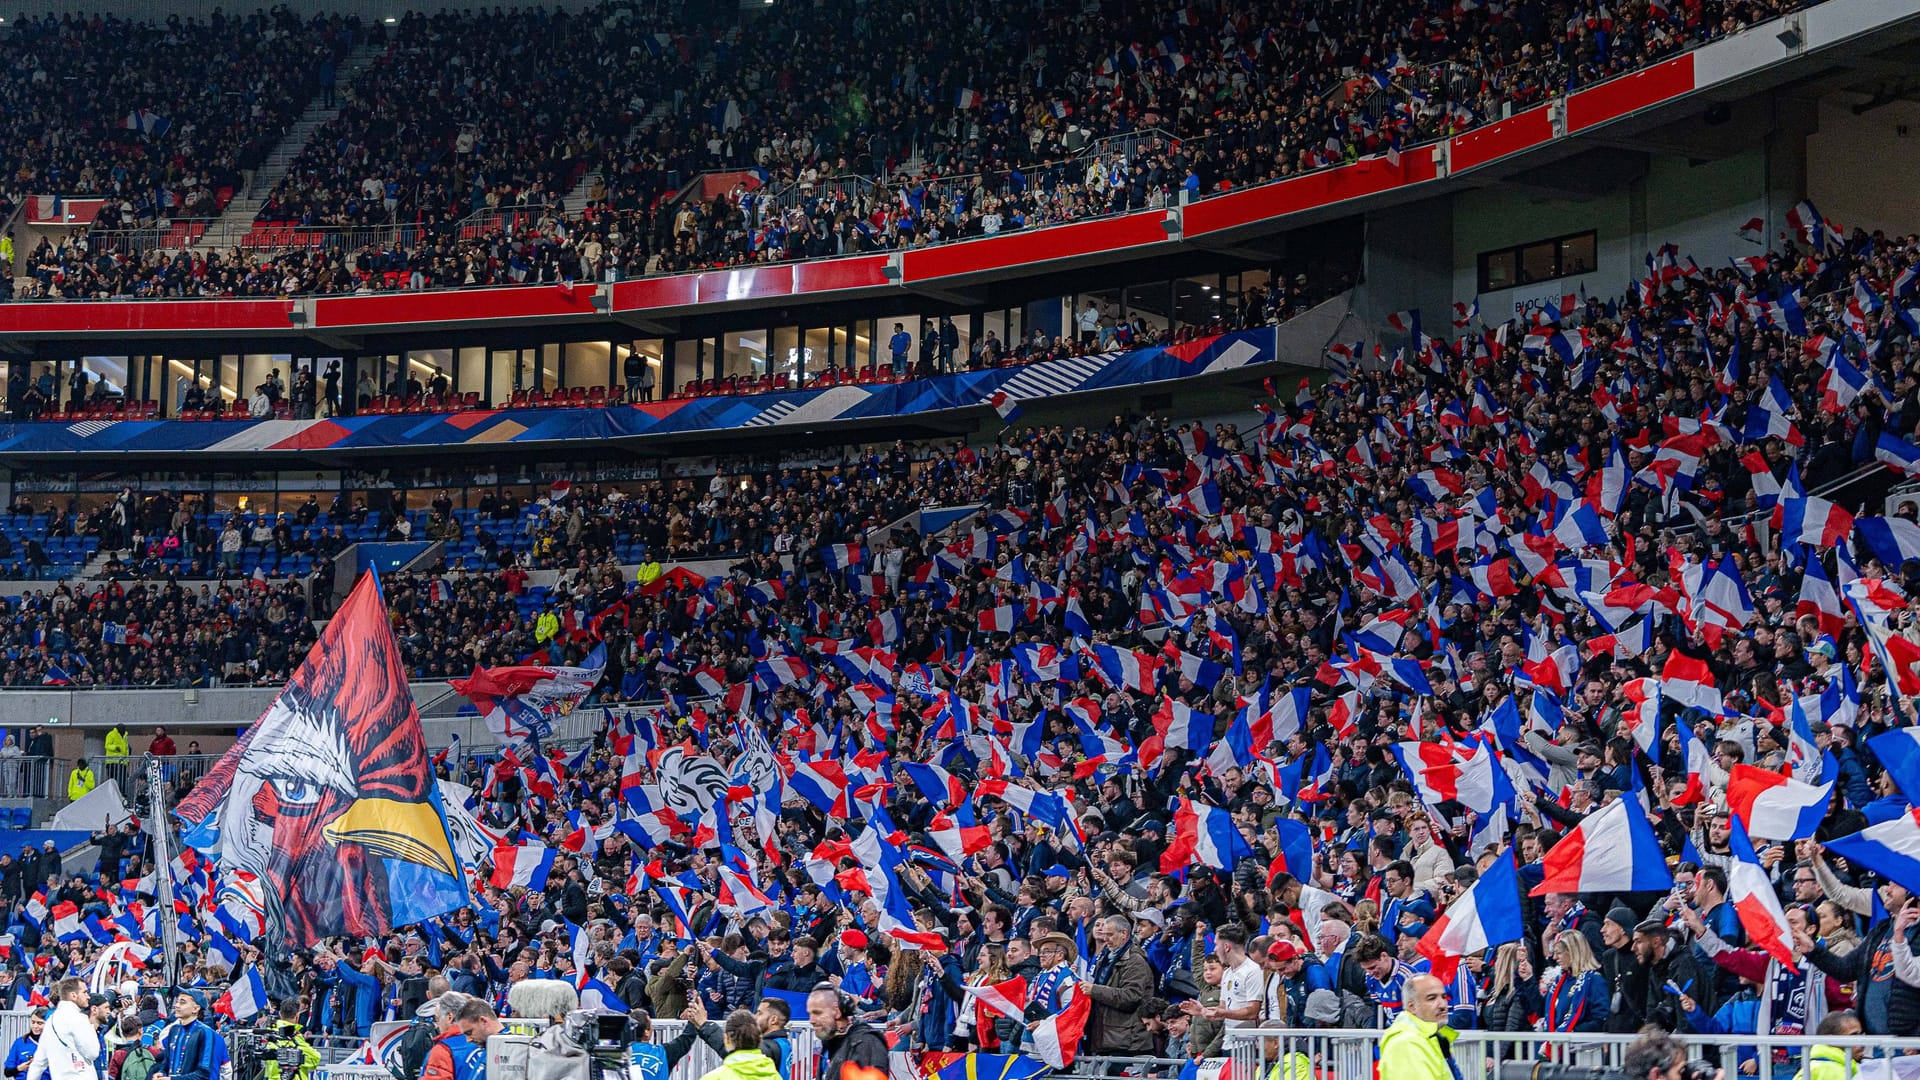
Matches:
[1220,1026,1920,1080]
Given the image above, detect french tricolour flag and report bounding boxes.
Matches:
[1726,764,1833,841]
[490,843,557,891]
[1772,495,1854,550]
[1656,717,1705,812]
[1552,500,1610,550]
[1160,797,1253,872]
[1856,516,1920,566]
[1661,650,1722,714]
[1086,644,1160,694]
[961,975,1030,1022]
[1391,740,1505,815]
[988,390,1023,422]
[927,812,992,863]
[1418,850,1525,981]
[1032,992,1091,1069]
[1727,819,1798,968]
[1153,696,1215,753]
[1529,792,1672,895]
[754,655,810,690]
[219,966,268,1021]
[978,605,1018,634]
[821,543,864,571]
[786,759,850,817]
[1875,432,1920,477]
[1868,727,1920,802]
[1823,807,1920,897]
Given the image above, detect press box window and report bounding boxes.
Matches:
[1477,230,1598,293]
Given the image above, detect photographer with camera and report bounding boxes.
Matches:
[1620,1027,1721,1080]
[259,1000,318,1080]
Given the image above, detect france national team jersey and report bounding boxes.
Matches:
[1412,956,1481,1029]
[1366,960,1417,1022]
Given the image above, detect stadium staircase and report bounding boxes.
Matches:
[190,40,388,253]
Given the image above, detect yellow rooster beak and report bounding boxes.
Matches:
[322,798,459,877]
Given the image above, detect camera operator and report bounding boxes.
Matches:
[1620,1028,1721,1080]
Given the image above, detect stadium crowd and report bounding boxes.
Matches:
[0,11,361,226]
[0,217,1904,1080]
[9,0,1814,300]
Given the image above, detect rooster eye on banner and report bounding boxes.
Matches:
[175,573,470,948]
[656,746,728,819]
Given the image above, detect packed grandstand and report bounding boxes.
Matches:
[0,0,1806,301]
[0,1,1917,1080]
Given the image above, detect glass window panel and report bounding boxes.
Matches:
[1518,242,1557,285]
[540,345,560,391]
[563,342,610,390]
[456,348,487,397]
[723,330,768,380]
[1560,233,1597,276]
[488,351,516,404]
[1481,250,1517,292]
[803,329,833,383]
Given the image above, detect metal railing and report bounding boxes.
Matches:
[1221,1027,1920,1080]
[92,752,219,803]
[0,757,53,800]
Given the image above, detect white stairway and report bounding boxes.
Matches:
[190,41,387,252]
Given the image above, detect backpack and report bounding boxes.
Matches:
[121,1046,157,1080]
[394,1015,439,1080]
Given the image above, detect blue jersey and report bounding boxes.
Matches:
[1365,960,1417,1022]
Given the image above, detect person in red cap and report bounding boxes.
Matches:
[830,931,876,1012]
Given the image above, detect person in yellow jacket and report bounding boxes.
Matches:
[533,608,560,644]
[635,558,662,586]
[66,758,96,802]
[1377,974,1459,1080]
[1808,1010,1863,1080]
[697,1011,779,1080]
[260,1000,320,1080]
[102,726,129,763]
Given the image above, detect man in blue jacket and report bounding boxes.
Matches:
[152,992,215,1080]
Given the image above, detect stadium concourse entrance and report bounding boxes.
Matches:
[0,228,1356,422]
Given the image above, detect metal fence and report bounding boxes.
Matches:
[1220,1027,1920,1080]
[0,757,53,800]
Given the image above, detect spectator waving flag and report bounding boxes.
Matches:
[1529,792,1672,895]
[450,643,606,749]
[173,571,470,947]
[1725,764,1833,841]
[1418,850,1524,981]
[1160,796,1253,872]
[987,390,1023,422]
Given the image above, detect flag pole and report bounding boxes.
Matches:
[147,754,180,988]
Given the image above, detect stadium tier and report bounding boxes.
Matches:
[0,0,1914,1073]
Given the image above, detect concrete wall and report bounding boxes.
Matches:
[1452,179,1635,325]
[1808,97,1920,236]
[1353,199,1455,333]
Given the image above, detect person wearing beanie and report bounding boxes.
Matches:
[1600,906,1647,1032]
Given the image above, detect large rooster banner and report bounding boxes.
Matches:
[175,572,471,946]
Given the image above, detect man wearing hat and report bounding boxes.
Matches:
[1026,933,1078,1019]
[151,991,214,1080]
